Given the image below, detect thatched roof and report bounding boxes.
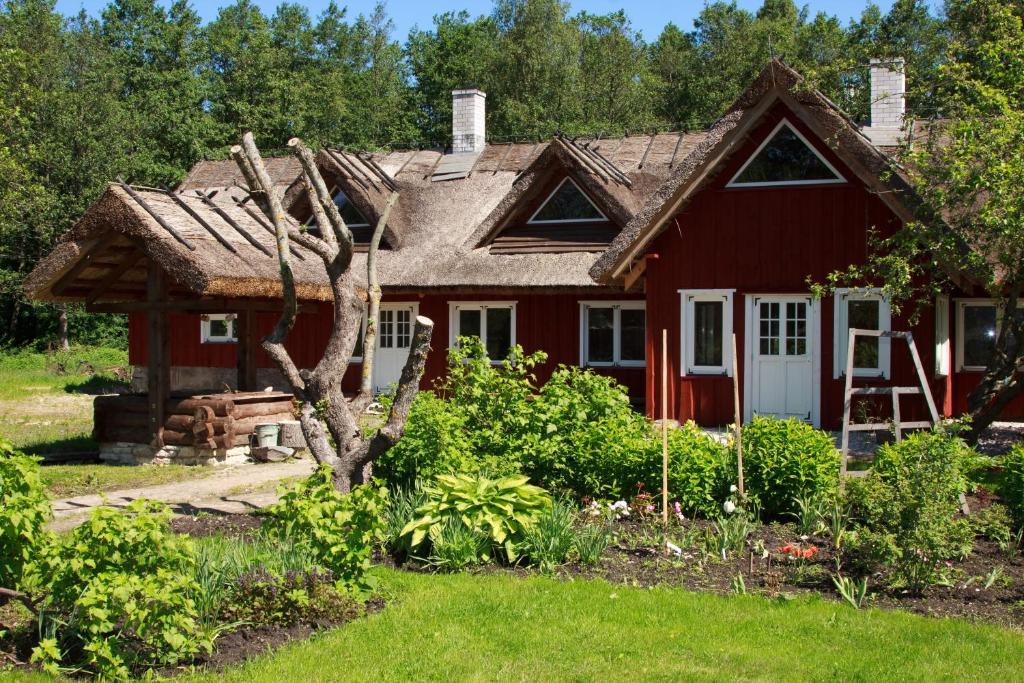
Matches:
[28,60,926,306]
[590,59,919,283]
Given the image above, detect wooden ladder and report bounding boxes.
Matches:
[839,329,940,477]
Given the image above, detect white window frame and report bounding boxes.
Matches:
[833,288,892,379]
[200,313,237,344]
[679,289,734,376]
[955,298,998,372]
[726,119,846,188]
[527,177,608,225]
[578,301,646,368]
[935,294,951,377]
[448,301,518,364]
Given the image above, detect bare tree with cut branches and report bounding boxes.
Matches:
[231,132,433,492]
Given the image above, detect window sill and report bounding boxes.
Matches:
[201,340,238,345]
[684,368,730,377]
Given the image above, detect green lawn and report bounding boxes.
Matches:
[174,569,1023,683]
[37,462,211,498]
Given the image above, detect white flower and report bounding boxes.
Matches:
[729,484,738,493]
[723,500,736,515]
[666,542,683,557]
[610,500,629,510]
[799,534,809,541]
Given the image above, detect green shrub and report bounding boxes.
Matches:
[573,523,611,565]
[262,465,387,596]
[0,438,51,590]
[425,519,492,571]
[223,566,361,626]
[740,416,840,517]
[522,499,576,570]
[29,499,205,679]
[1001,444,1024,528]
[844,429,975,590]
[970,503,1014,544]
[667,423,731,517]
[402,473,552,561]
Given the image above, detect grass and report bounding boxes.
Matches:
[171,568,1024,683]
[38,462,211,498]
[0,346,129,456]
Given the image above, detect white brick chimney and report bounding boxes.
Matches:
[862,58,906,146]
[452,89,486,154]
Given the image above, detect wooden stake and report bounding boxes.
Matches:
[662,328,669,528]
[732,333,744,497]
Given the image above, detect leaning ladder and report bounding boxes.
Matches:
[839,329,940,477]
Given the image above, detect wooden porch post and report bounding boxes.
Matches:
[236,308,258,391]
[147,265,170,448]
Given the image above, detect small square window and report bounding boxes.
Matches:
[201,314,237,343]
[450,303,517,362]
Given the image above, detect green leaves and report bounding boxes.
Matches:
[0,437,51,590]
[402,473,553,562]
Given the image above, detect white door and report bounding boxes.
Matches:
[373,303,417,393]
[749,295,815,422]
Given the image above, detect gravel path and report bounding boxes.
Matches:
[48,457,316,532]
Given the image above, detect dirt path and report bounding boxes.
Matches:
[48,458,316,532]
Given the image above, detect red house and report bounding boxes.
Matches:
[24,59,1020,462]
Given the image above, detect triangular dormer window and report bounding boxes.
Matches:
[528,178,607,224]
[307,188,369,229]
[727,120,844,187]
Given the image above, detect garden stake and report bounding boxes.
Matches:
[732,333,744,497]
[661,328,669,532]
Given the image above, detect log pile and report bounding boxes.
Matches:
[94,391,295,449]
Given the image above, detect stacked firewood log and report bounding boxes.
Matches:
[94,392,295,449]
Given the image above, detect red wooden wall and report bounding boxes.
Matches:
[128,292,645,398]
[642,102,952,428]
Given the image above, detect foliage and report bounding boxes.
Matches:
[0,438,50,590]
[522,499,576,571]
[572,522,610,566]
[223,566,362,627]
[665,424,732,517]
[28,499,205,679]
[380,484,428,558]
[969,502,1013,545]
[423,518,492,572]
[262,465,387,596]
[843,429,976,590]
[832,573,870,609]
[1001,444,1024,528]
[401,473,552,562]
[739,416,840,518]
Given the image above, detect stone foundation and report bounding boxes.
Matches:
[99,441,252,466]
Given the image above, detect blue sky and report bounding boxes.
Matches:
[54,0,935,40]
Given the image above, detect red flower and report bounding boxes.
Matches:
[802,546,818,560]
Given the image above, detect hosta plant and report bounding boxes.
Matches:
[401,473,552,561]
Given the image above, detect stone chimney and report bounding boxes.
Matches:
[452,89,486,154]
[863,58,906,146]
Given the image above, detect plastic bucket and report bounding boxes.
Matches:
[255,423,281,448]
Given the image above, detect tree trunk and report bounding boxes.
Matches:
[57,304,69,350]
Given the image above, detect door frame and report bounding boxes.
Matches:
[743,293,821,427]
[372,301,420,393]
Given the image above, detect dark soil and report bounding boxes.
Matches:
[184,596,385,673]
[170,512,265,539]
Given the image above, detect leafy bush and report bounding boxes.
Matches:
[844,429,975,590]
[522,499,576,570]
[740,416,840,517]
[424,519,492,571]
[29,499,206,679]
[223,566,361,626]
[402,473,552,561]
[666,424,731,517]
[1001,444,1024,528]
[262,465,387,596]
[0,438,51,590]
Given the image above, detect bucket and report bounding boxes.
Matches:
[255,423,281,448]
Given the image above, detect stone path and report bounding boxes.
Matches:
[49,457,316,532]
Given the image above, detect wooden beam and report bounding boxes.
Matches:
[147,265,170,449]
[51,235,117,296]
[117,179,197,251]
[86,298,316,314]
[623,258,647,291]
[86,250,146,303]
[235,309,258,391]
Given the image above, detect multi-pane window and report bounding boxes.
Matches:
[834,288,891,378]
[957,300,997,371]
[379,308,412,350]
[756,299,808,359]
[580,302,645,367]
[528,178,606,223]
[450,303,516,361]
[680,290,734,376]
[200,313,237,343]
[728,120,844,187]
